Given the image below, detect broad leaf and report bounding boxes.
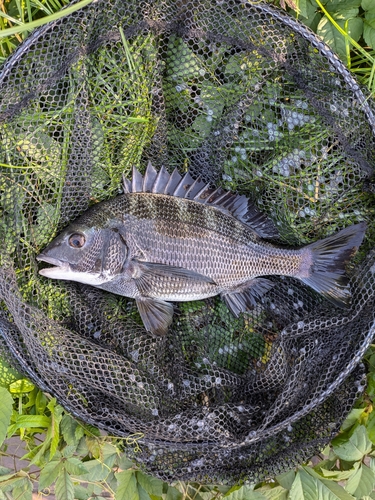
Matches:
[340,408,366,431]
[38,460,64,491]
[60,414,84,446]
[64,457,89,476]
[289,468,317,500]
[364,12,375,49]
[12,479,32,500]
[317,13,363,62]
[333,425,372,461]
[138,484,153,500]
[115,470,139,500]
[316,479,355,500]
[55,469,74,500]
[0,476,29,493]
[117,454,134,470]
[224,485,267,499]
[0,388,13,447]
[319,461,359,481]
[345,464,375,498]
[166,485,183,500]
[296,0,309,18]
[365,409,375,444]
[9,414,51,430]
[8,379,34,394]
[304,467,355,500]
[136,471,163,497]
[48,399,63,459]
[79,459,111,482]
[325,0,361,9]
[275,470,295,490]
[362,0,375,10]
[256,485,288,500]
[0,356,22,388]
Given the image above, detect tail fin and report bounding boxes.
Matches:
[298,222,366,308]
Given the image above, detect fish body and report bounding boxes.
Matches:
[37,163,366,335]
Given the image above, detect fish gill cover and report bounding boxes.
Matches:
[0,0,375,484]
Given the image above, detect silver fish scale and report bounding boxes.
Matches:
[116,193,304,295]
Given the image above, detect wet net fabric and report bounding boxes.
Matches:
[0,0,375,483]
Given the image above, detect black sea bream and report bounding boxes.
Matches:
[37,163,366,335]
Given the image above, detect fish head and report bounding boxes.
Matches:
[37,222,129,286]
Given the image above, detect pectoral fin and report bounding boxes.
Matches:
[136,297,174,336]
[221,278,274,316]
[132,260,215,296]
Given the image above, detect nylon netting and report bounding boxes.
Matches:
[0,0,375,483]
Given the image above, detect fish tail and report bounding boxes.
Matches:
[298,222,366,308]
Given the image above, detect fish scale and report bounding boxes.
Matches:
[37,162,367,335]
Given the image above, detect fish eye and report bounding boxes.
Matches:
[68,233,86,248]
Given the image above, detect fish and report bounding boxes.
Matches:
[36,162,366,336]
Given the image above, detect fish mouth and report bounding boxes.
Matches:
[36,254,71,277]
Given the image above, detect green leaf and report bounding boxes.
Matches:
[345,464,375,498]
[256,486,288,500]
[74,483,104,500]
[295,0,322,30]
[0,388,13,446]
[38,460,64,491]
[316,479,355,500]
[115,470,139,500]
[325,0,361,11]
[319,463,359,481]
[138,484,153,500]
[79,459,111,482]
[73,484,91,500]
[333,425,372,461]
[0,356,22,388]
[0,467,13,476]
[166,485,183,500]
[166,36,201,80]
[48,399,63,459]
[303,467,356,500]
[364,11,375,49]
[317,13,363,61]
[275,470,296,490]
[61,415,84,446]
[64,457,89,476]
[362,0,375,10]
[341,407,366,431]
[365,409,375,444]
[10,414,51,429]
[117,454,135,470]
[289,468,317,500]
[9,378,35,394]
[0,476,28,493]
[12,479,32,500]
[224,485,266,499]
[296,0,309,18]
[136,471,163,497]
[55,469,74,500]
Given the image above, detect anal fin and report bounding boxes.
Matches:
[136,297,174,336]
[221,278,274,316]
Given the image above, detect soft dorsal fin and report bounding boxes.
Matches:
[123,163,279,239]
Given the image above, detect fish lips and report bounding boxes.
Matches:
[36,254,72,279]
[37,253,109,285]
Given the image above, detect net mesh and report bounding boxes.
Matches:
[0,0,375,483]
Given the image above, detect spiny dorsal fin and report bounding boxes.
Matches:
[123,163,279,239]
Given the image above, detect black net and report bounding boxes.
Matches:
[0,0,375,484]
